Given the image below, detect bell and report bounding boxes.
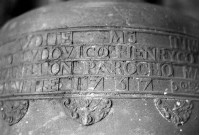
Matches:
[0,0,199,135]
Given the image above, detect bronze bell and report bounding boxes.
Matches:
[0,0,199,135]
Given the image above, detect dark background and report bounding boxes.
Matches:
[0,0,199,27]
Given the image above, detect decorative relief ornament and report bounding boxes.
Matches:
[0,100,29,126]
[154,98,193,126]
[61,98,112,126]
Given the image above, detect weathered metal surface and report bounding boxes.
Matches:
[0,0,199,135]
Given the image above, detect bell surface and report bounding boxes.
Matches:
[0,0,199,135]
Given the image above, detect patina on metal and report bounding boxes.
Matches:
[0,0,199,135]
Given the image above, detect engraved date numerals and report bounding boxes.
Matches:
[154,98,193,126]
[61,98,112,126]
[0,100,29,126]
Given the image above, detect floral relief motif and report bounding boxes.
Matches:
[0,100,29,126]
[154,98,193,126]
[61,98,112,126]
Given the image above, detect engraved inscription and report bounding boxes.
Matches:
[170,36,199,53]
[0,28,199,98]
[171,80,199,93]
[110,30,136,44]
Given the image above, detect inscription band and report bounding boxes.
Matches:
[0,26,199,101]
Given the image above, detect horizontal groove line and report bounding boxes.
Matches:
[23,26,199,39]
[0,91,199,101]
